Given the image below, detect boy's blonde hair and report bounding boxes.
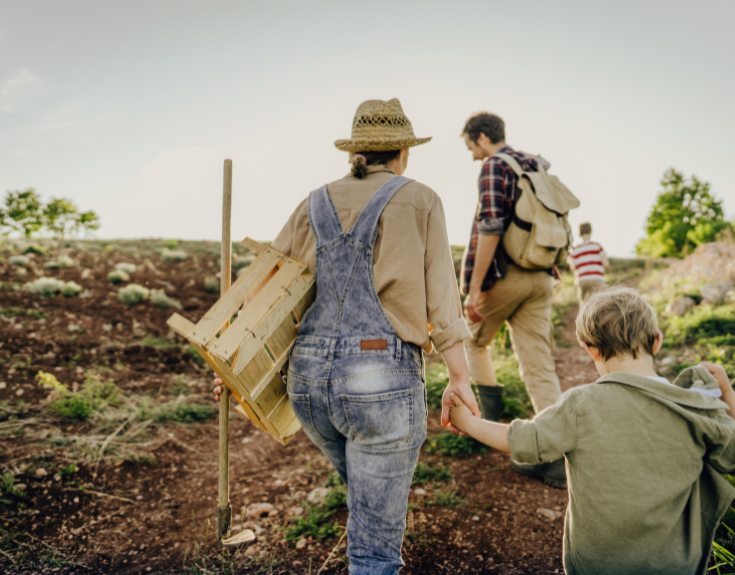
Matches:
[575,286,659,360]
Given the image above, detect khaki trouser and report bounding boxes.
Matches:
[576,276,606,303]
[464,264,561,413]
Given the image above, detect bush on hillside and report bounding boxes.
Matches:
[107,270,130,284]
[637,169,732,258]
[118,284,149,306]
[161,248,187,262]
[115,262,136,275]
[24,277,65,298]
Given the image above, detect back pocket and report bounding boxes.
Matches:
[342,389,413,451]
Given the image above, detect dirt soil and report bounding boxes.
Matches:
[0,246,600,574]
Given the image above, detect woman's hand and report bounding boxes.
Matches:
[449,393,474,433]
[213,375,224,402]
[441,379,480,435]
[439,342,481,435]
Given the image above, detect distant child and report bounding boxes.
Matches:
[450,286,735,575]
[568,222,609,302]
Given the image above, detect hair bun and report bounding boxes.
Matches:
[351,154,368,179]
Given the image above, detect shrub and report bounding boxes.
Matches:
[118,284,149,306]
[665,304,735,347]
[47,375,121,421]
[60,281,82,298]
[57,255,75,268]
[150,289,182,310]
[425,433,486,457]
[8,255,29,267]
[24,245,47,256]
[115,262,136,275]
[25,277,64,298]
[161,248,187,262]
[203,276,220,294]
[412,462,452,485]
[139,399,216,423]
[107,270,130,284]
[429,489,466,508]
[36,371,68,394]
[285,483,347,543]
[495,353,533,419]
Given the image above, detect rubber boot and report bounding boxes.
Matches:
[476,385,503,422]
[509,458,567,490]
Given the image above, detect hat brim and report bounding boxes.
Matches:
[334,136,432,152]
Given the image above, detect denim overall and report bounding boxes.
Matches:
[287,176,427,575]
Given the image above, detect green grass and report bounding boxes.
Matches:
[428,489,466,508]
[285,481,347,543]
[664,304,735,347]
[139,398,217,424]
[48,375,121,421]
[425,350,532,420]
[412,462,451,486]
[425,432,486,457]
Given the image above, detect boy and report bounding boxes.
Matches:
[568,222,609,302]
[450,286,735,575]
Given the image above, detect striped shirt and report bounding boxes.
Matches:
[569,241,606,280]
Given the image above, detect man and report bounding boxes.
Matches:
[568,221,609,303]
[460,112,565,488]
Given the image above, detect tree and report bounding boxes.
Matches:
[43,198,100,238]
[1,189,44,238]
[0,189,100,238]
[636,169,731,258]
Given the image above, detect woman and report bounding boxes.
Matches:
[216,98,478,574]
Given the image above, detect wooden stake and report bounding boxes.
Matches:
[217,159,233,541]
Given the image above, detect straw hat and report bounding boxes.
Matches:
[334,98,432,152]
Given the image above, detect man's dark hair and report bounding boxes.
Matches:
[462,112,505,144]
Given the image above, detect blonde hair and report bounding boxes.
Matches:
[575,286,659,360]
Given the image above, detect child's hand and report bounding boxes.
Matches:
[701,362,734,398]
[449,393,475,432]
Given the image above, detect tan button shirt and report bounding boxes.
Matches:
[272,165,471,353]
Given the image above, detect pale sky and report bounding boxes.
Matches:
[2,0,734,256]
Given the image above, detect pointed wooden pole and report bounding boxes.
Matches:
[217,159,233,541]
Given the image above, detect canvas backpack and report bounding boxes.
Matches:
[495,152,580,271]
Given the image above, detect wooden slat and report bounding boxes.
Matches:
[240,237,271,255]
[230,282,306,376]
[210,258,307,363]
[167,313,196,340]
[233,348,273,394]
[251,351,290,402]
[280,416,302,442]
[254,372,288,419]
[234,401,268,432]
[269,396,298,435]
[189,248,284,347]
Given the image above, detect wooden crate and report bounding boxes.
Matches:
[167,238,315,445]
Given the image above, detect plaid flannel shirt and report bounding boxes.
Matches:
[461,145,540,295]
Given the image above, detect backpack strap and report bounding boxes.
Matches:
[494,153,525,177]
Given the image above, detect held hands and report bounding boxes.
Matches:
[448,393,475,433]
[441,379,480,435]
[700,362,735,398]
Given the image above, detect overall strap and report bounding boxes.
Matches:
[307,185,343,248]
[349,175,413,247]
